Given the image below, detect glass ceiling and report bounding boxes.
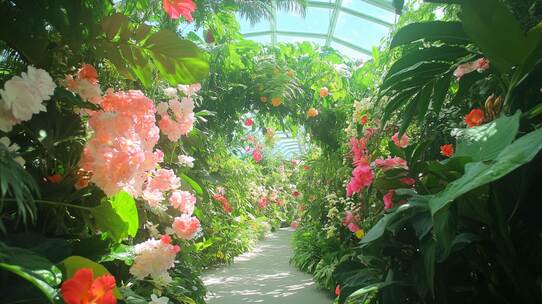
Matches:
[237,0,398,59]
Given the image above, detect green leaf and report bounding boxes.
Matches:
[429,126,542,216]
[386,46,470,77]
[459,0,541,72]
[101,13,130,41]
[59,256,121,298]
[91,191,138,242]
[454,111,521,161]
[390,21,470,48]
[180,173,204,195]
[0,243,61,303]
[144,29,210,84]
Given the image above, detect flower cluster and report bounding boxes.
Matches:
[157,84,200,142]
[178,154,195,168]
[212,193,233,213]
[130,236,181,283]
[79,89,161,196]
[0,65,56,132]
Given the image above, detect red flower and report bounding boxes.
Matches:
[244,118,254,127]
[335,285,341,297]
[60,268,116,304]
[440,144,454,158]
[400,177,416,186]
[360,115,368,125]
[78,64,98,85]
[46,174,63,184]
[464,109,484,128]
[252,149,263,162]
[292,191,301,197]
[162,0,196,22]
[303,165,310,171]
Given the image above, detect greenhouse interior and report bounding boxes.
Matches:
[1,0,542,303]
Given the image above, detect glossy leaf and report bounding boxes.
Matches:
[390,21,470,48]
[454,111,521,161]
[91,191,138,242]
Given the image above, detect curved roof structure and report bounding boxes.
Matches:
[237,0,398,59]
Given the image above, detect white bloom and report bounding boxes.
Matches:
[0,75,44,121]
[149,294,170,304]
[24,66,56,100]
[177,155,195,168]
[163,87,177,98]
[0,101,18,132]
[333,63,352,78]
[75,78,102,104]
[129,238,179,282]
[177,83,201,97]
[156,102,169,116]
[0,136,25,166]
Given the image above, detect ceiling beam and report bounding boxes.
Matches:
[332,36,372,55]
[325,0,343,47]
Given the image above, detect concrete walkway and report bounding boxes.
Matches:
[203,228,333,304]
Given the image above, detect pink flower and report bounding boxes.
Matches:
[475,58,490,72]
[347,222,361,233]
[79,90,160,197]
[258,197,268,209]
[162,0,196,22]
[375,157,408,171]
[453,58,490,80]
[383,190,395,210]
[342,211,354,225]
[247,134,255,142]
[172,215,200,240]
[400,177,416,186]
[253,149,263,162]
[244,118,254,127]
[157,97,195,141]
[146,169,180,192]
[346,161,374,197]
[291,221,298,230]
[391,132,408,148]
[130,238,179,282]
[169,190,196,215]
[349,137,367,165]
[142,189,165,208]
[78,64,99,85]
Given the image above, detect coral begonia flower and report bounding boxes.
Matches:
[244,118,254,127]
[46,173,63,184]
[440,144,454,158]
[60,268,116,304]
[360,114,368,125]
[335,285,341,297]
[78,64,99,85]
[271,97,282,107]
[252,149,263,162]
[163,0,196,22]
[319,87,329,97]
[307,107,318,118]
[464,108,484,128]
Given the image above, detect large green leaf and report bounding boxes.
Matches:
[96,14,209,87]
[91,191,138,242]
[143,29,210,84]
[459,0,542,73]
[454,111,521,161]
[0,243,62,303]
[390,21,470,48]
[430,126,542,216]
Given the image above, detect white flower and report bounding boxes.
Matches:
[24,66,56,100]
[0,137,25,166]
[156,102,169,116]
[0,101,18,132]
[129,238,179,282]
[163,87,177,98]
[177,155,195,168]
[149,294,170,304]
[177,83,201,97]
[0,75,44,121]
[75,78,102,104]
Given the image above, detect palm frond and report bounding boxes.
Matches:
[235,0,307,25]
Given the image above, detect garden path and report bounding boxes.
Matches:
[203,228,333,304]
